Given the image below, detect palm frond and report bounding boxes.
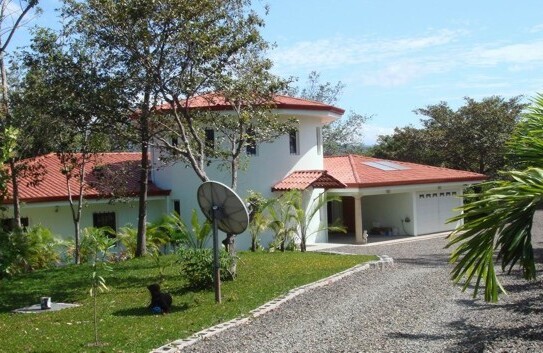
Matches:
[447,167,543,301]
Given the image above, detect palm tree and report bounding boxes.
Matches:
[447,94,543,302]
[246,191,274,252]
[289,190,346,252]
[268,191,298,252]
[270,189,346,252]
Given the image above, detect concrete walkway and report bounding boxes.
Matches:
[307,232,448,252]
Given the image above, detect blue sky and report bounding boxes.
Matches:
[8,0,543,144]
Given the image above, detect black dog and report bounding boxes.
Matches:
[147,283,173,314]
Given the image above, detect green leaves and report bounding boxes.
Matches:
[448,167,543,302]
[507,93,543,169]
[447,95,543,301]
[372,96,526,178]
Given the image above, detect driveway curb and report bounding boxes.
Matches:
[150,256,394,353]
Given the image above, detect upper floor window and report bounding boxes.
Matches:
[289,129,299,155]
[205,129,215,150]
[316,127,322,155]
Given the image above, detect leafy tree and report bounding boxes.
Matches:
[447,94,543,302]
[0,125,16,199]
[16,29,125,263]
[287,71,370,155]
[62,0,284,257]
[371,96,526,178]
[370,126,440,166]
[0,0,40,227]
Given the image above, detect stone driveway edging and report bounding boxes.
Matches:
[150,255,394,353]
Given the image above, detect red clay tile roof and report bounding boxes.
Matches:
[272,170,347,191]
[324,155,487,188]
[155,93,345,115]
[4,153,170,204]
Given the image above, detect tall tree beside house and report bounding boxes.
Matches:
[0,0,40,227]
[370,126,441,167]
[447,94,543,302]
[287,71,370,155]
[196,51,293,253]
[15,29,125,263]
[370,96,526,179]
[61,0,291,256]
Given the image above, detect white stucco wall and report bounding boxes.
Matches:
[151,112,332,250]
[3,198,168,241]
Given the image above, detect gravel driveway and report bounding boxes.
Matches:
[178,212,543,353]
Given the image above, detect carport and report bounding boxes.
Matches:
[324,155,487,243]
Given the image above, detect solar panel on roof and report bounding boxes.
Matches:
[362,160,410,171]
[377,161,410,170]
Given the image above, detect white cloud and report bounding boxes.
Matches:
[271,26,543,93]
[361,62,422,87]
[467,41,543,66]
[270,29,466,72]
[363,124,395,146]
[528,24,543,33]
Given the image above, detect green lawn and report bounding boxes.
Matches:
[0,251,376,353]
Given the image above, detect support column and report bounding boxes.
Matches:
[354,195,365,244]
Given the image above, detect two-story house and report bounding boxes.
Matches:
[3,95,486,249]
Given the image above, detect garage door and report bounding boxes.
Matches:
[416,190,461,235]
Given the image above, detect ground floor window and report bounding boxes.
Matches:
[93,212,116,233]
[173,200,181,216]
[1,217,29,232]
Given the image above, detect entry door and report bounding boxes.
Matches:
[416,191,460,234]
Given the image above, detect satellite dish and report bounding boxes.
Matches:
[197,181,249,303]
[197,181,249,235]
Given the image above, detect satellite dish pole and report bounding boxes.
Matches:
[211,203,221,303]
[197,181,249,304]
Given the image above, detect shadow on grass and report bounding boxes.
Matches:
[0,276,88,313]
[112,303,189,317]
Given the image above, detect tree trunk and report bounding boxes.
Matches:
[222,157,239,255]
[135,139,149,257]
[73,218,81,264]
[9,159,21,229]
[300,239,306,252]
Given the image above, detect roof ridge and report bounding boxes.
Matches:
[273,94,330,106]
[347,154,361,184]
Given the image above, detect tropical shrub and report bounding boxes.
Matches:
[116,225,138,258]
[77,227,116,263]
[0,225,61,277]
[178,248,236,290]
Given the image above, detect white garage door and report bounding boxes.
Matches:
[416,190,461,235]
